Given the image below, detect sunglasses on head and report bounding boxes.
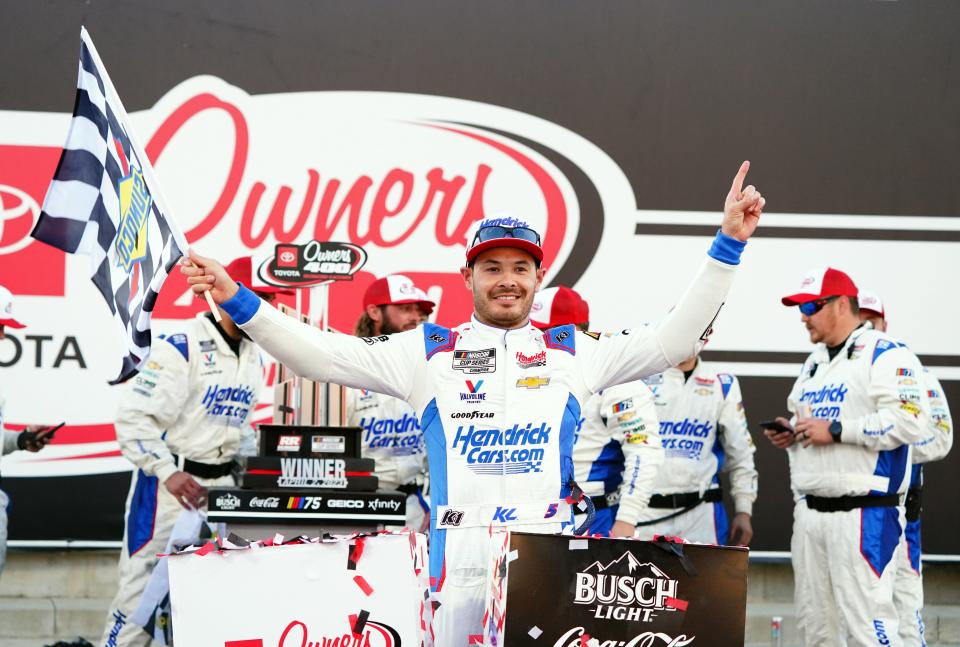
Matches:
[471,225,542,248]
[798,295,839,316]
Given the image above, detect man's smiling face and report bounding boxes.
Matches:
[462,247,545,329]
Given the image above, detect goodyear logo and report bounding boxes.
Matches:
[115,165,151,273]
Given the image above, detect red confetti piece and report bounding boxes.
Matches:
[665,596,689,611]
[195,541,216,556]
[468,635,483,644]
[353,575,374,597]
[580,634,591,647]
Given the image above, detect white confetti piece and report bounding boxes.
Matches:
[528,626,543,639]
[568,539,589,550]
[508,549,519,562]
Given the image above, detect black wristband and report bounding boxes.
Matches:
[829,420,843,443]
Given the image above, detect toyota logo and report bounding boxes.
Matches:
[0,184,41,255]
[279,250,296,263]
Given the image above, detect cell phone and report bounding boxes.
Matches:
[39,422,65,439]
[758,419,791,434]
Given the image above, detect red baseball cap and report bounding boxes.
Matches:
[224,257,295,295]
[781,267,858,306]
[363,275,435,315]
[858,289,885,318]
[0,285,25,329]
[530,286,587,329]
[465,217,544,265]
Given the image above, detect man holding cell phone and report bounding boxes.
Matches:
[0,285,55,576]
[765,268,930,647]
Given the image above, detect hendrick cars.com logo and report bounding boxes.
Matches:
[0,76,632,328]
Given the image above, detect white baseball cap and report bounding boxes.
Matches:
[363,275,435,315]
[858,289,885,318]
[0,286,25,329]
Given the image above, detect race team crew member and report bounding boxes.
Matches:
[101,258,286,647]
[859,290,953,647]
[183,161,764,645]
[347,274,436,531]
[530,286,663,537]
[0,285,53,576]
[766,268,931,647]
[633,349,757,546]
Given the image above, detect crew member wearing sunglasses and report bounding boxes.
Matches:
[182,161,764,646]
[765,267,930,647]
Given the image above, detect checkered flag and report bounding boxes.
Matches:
[31,27,189,384]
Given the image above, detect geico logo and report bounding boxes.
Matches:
[658,418,713,438]
[328,499,364,509]
[450,411,495,419]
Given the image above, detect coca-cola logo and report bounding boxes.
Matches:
[552,627,694,647]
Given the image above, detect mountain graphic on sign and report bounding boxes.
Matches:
[583,551,669,578]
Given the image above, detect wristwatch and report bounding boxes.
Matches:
[829,420,843,443]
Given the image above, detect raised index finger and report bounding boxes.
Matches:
[730,160,750,196]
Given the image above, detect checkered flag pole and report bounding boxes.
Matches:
[31,27,191,384]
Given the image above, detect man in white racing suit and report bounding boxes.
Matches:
[100,257,285,647]
[859,290,953,647]
[632,353,757,545]
[347,274,436,531]
[0,285,54,576]
[765,268,931,647]
[530,285,663,537]
[183,161,765,645]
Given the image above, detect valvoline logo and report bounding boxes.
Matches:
[452,422,551,475]
[461,380,487,403]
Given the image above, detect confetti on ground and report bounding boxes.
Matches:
[568,539,589,550]
[528,626,543,639]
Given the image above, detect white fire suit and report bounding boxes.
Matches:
[572,381,663,535]
[786,325,930,647]
[346,388,429,531]
[633,361,757,544]
[221,239,742,646]
[895,368,952,647]
[0,389,20,575]
[101,314,261,647]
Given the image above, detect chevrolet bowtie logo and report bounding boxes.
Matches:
[515,377,550,389]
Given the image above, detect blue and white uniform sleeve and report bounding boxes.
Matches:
[609,382,664,526]
[115,339,188,483]
[223,285,423,403]
[717,375,758,515]
[913,370,953,464]
[839,344,930,450]
[578,232,742,392]
[0,391,17,455]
